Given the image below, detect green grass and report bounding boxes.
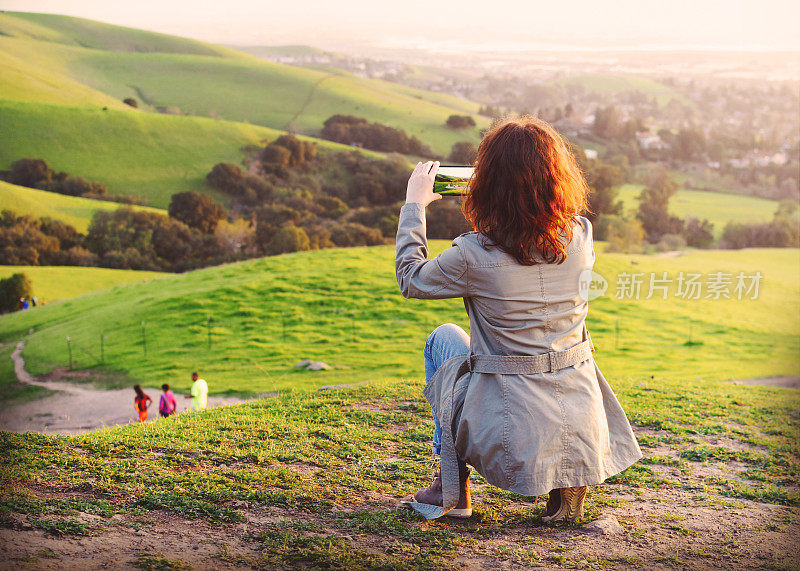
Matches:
[616,184,779,237]
[0,180,165,232]
[0,244,795,397]
[0,265,171,303]
[546,74,692,108]
[0,99,344,208]
[0,342,49,407]
[0,246,797,567]
[0,12,487,157]
[0,371,797,566]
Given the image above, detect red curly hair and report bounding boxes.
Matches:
[461,116,589,265]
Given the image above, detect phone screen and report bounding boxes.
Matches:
[434,165,474,195]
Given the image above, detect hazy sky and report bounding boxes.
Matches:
[5,0,800,50]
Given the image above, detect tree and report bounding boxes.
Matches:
[637,167,683,242]
[168,191,227,234]
[270,134,317,166]
[602,216,646,253]
[330,223,385,247]
[265,225,310,255]
[0,273,33,313]
[584,161,624,221]
[446,115,476,130]
[448,142,477,165]
[683,217,715,248]
[3,158,64,188]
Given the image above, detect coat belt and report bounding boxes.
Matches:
[466,339,594,374]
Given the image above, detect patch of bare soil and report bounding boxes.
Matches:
[1,483,797,570]
[1,341,252,435]
[732,376,800,389]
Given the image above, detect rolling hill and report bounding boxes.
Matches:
[0,11,487,159]
[0,265,171,303]
[0,180,165,232]
[0,243,796,395]
[545,74,692,108]
[0,99,360,208]
[616,184,780,237]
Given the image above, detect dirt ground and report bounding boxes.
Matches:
[0,342,250,435]
[0,480,797,570]
[1,344,798,568]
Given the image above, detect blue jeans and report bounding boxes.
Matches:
[424,323,470,471]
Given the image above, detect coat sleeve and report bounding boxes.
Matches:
[395,202,468,299]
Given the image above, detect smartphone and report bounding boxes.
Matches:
[433,165,474,195]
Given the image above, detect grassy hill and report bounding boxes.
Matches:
[616,184,779,237]
[0,265,171,303]
[0,244,796,397]
[546,74,692,108]
[0,12,487,158]
[0,99,349,208]
[0,244,798,568]
[0,180,165,232]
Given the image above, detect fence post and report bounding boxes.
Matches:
[141,320,147,357]
[66,336,73,369]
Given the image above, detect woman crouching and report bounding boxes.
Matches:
[395,116,642,521]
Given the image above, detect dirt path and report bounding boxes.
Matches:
[1,341,250,435]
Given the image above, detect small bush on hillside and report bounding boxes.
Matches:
[720,201,800,249]
[602,215,646,254]
[207,163,274,205]
[265,225,311,255]
[683,217,715,248]
[168,191,227,234]
[0,273,33,313]
[330,223,385,248]
[656,233,687,252]
[321,115,433,156]
[446,115,477,130]
[2,158,65,188]
[123,98,138,108]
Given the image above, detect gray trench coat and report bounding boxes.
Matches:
[395,202,642,519]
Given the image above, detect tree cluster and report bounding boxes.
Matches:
[320,115,433,156]
[0,158,143,204]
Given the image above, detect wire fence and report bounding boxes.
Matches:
[55,308,704,371]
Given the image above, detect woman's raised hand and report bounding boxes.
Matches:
[405,161,441,207]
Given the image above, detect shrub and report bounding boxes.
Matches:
[683,217,715,248]
[168,191,227,234]
[0,273,33,313]
[321,115,431,155]
[446,115,477,130]
[656,233,687,252]
[330,223,385,247]
[123,97,138,108]
[265,225,311,255]
[3,158,64,188]
[602,216,646,253]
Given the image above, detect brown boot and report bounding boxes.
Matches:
[413,466,472,518]
[541,486,587,523]
[544,489,560,517]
